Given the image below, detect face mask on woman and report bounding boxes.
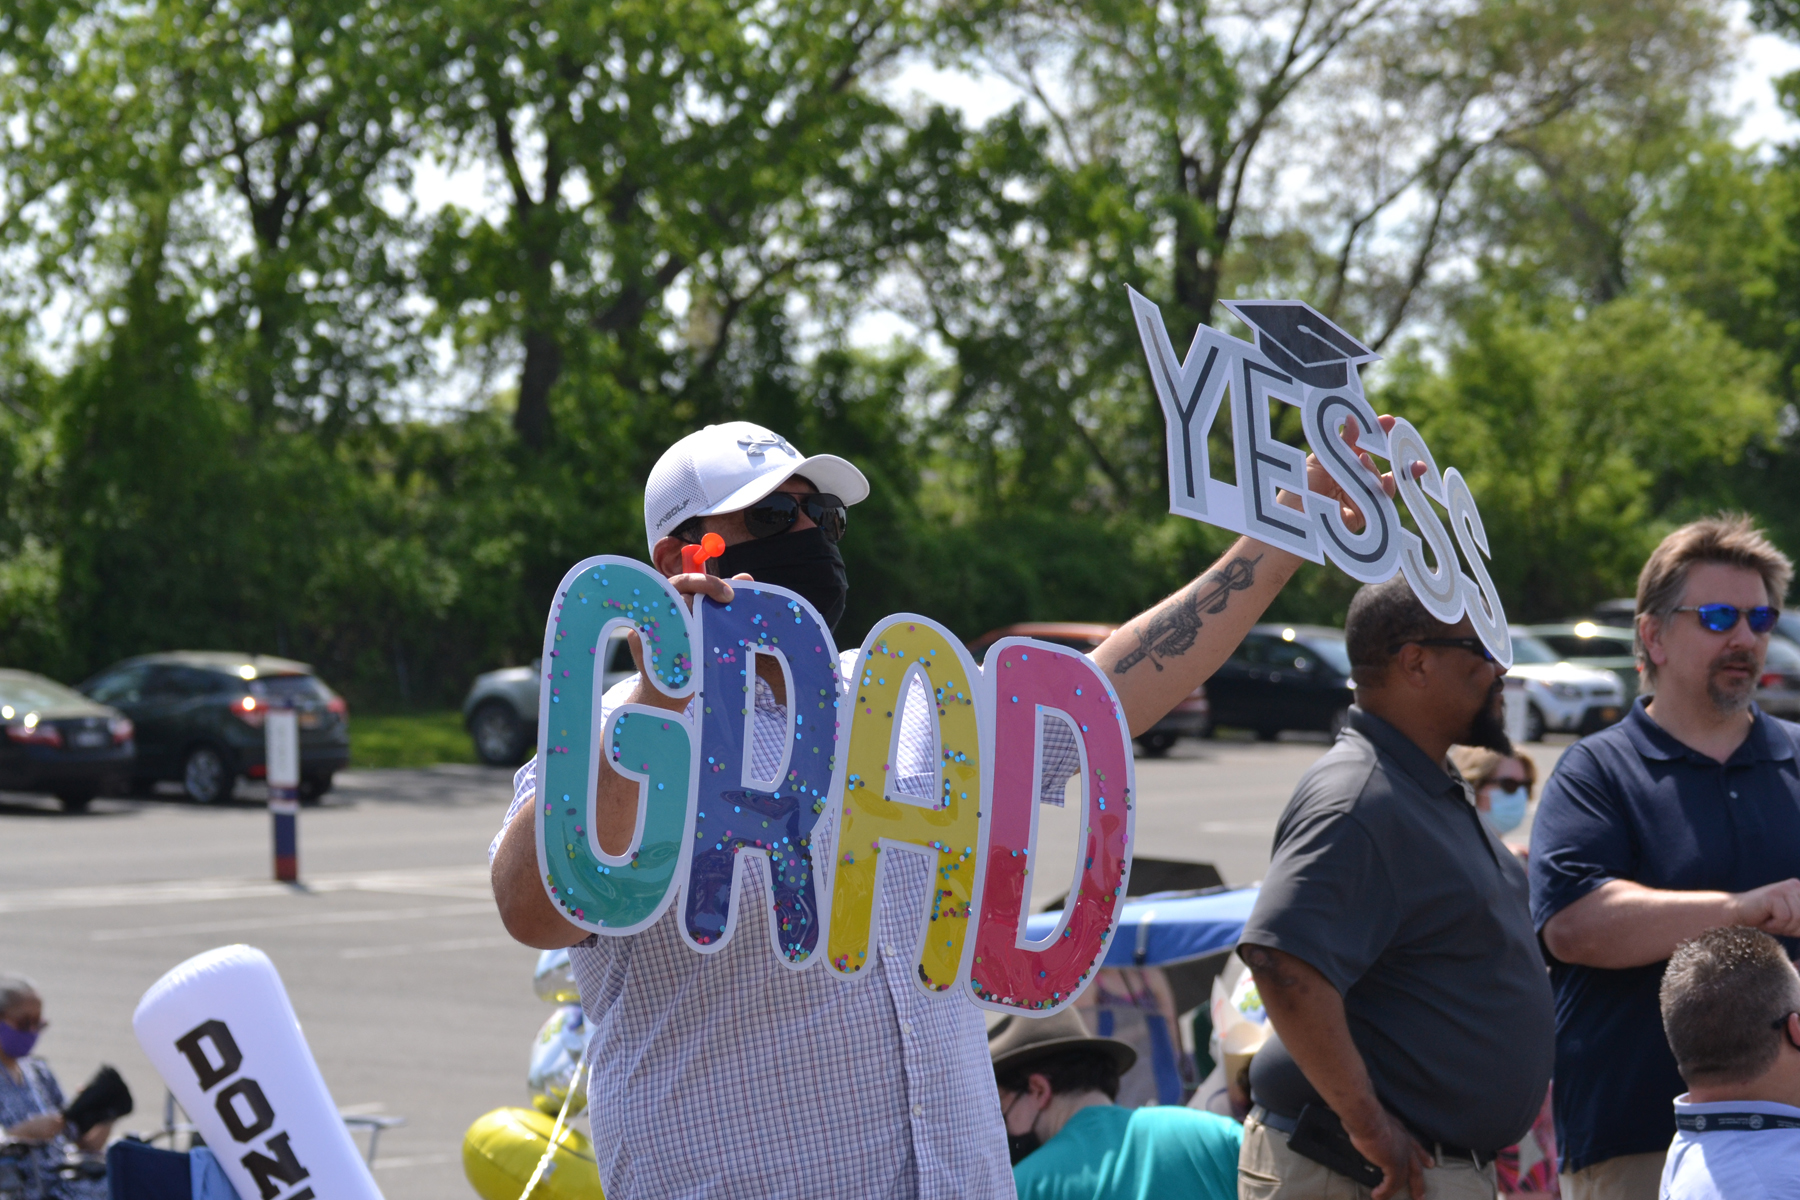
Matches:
[0,1020,39,1059]
[1483,784,1529,834]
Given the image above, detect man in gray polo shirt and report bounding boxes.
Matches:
[1237,576,1554,1200]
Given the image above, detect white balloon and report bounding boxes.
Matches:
[133,945,382,1200]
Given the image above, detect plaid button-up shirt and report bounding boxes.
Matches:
[493,649,1081,1199]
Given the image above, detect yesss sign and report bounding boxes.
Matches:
[533,561,1134,1016]
[1128,289,1511,668]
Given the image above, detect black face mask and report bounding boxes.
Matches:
[714,525,849,632]
[1001,1093,1041,1165]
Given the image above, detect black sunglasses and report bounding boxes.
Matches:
[1676,604,1781,635]
[741,491,847,544]
[1390,636,1497,663]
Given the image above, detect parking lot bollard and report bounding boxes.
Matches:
[266,705,300,882]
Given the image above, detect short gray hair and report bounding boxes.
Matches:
[0,974,39,1015]
[1661,928,1800,1086]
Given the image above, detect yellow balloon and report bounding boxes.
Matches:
[462,1107,605,1200]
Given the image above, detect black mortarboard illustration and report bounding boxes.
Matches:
[1221,300,1377,390]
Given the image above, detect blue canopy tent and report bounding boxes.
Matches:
[1025,886,1258,970]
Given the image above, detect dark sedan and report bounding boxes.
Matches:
[80,652,349,804]
[1208,624,1355,739]
[0,669,134,811]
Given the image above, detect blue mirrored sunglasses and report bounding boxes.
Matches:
[1675,604,1781,634]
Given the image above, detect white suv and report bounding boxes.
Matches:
[1506,628,1627,742]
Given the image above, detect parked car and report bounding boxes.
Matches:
[464,633,637,765]
[1757,636,1800,720]
[1518,622,1641,704]
[1505,629,1626,741]
[1207,624,1354,740]
[79,653,349,804]
[964,623,1211,757]
[0,669,134,811]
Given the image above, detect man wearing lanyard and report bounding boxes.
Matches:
[1657,926,1800,1198]
[1531,515,1800,1200]
[489,419,1408,1199]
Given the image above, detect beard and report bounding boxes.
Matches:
[1463,681,1514,755]
[1706,647,1761,715]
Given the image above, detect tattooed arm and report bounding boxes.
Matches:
[1239,943,1431,1200]
[1093,540,1299,735]
[1092,413,1419,736]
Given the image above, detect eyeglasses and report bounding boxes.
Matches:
[1389,637,1497,663]
[1675,604,1780,634]
[1,1016,47,1034]
[742,491,847,544]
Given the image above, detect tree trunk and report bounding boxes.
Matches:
[513,326,563,451]
[1169,138,1222,329]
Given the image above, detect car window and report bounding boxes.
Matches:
[1231,634,1280,666]
[1300,636,1352,677]
[1508,635,1557,665]
[1765,638,1800,672]
[0,672,89,711]
[247,674,332,704]
[1541,633,1634,658]
[85,665,150,705]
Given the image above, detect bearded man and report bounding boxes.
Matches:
[1530,515,1800,1200]
[1235,574,1554,1200]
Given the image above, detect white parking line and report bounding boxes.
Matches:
[89,901,498,942]
[371,1154,454,1171]
[0,865,490,915]
[340,935,516,959]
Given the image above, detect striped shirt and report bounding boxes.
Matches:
[492,649,1082,1199]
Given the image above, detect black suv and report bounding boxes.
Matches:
[1207,624,1356,739]
[80,652,350,803]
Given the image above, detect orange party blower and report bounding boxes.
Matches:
[681,532,726,575]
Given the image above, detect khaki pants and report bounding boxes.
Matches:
[1558,1152,1663,1200]
[1239,1111,1497,1200]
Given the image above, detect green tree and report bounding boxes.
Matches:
[1382,297,1780,618]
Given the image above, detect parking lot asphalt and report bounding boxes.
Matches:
[0,733,1572,1199]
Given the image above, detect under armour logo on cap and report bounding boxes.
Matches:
[736,432,794,459]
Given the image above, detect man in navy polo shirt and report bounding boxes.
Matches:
[1531,515,1800,1200]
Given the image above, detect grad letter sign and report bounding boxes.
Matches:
[533,561,1133,1017]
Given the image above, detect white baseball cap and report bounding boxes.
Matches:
[642,421,871,552]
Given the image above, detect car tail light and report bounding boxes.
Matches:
[109,717,133,744]
[6,717,62,747]
[326,696,348,717]
[1761,673,1786,689]
[234,694,268,728]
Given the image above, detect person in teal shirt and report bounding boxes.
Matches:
[991,1007,1243,1200]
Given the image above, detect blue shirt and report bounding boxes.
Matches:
[1012,1105,1241,1200]
[1660,1096,1800,1200]
[1529,698,1800,1173]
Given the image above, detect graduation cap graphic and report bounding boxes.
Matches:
[1221,300,1378,390]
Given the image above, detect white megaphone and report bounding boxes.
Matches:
[133,945,383,1200]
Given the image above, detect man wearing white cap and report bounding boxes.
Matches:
[491,418,1404,1199]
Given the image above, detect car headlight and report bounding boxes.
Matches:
[1547,682,1583,700]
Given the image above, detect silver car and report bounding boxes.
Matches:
[463,632,637,765]
[1506,629,1627,741]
